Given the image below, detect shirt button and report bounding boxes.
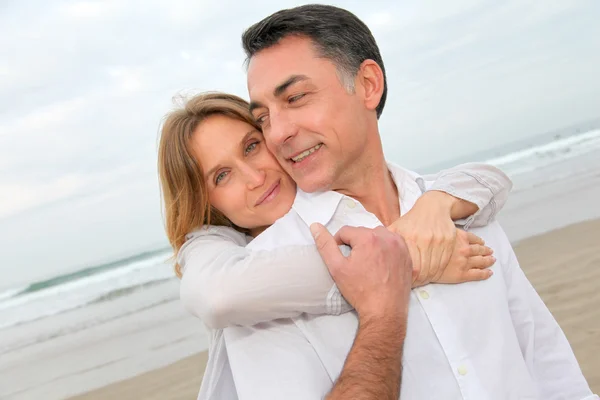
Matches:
[419,290,430,300]
[344,199,357,209]
[457,366,468,376]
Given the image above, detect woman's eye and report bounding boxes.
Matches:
[215,171,228,185]
[245,141,259,155]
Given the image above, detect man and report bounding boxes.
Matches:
[216,4,597,400]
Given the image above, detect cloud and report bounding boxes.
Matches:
[59,0,124,20]
[0,175,84,218]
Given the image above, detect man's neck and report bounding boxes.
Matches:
[334,144,400,226]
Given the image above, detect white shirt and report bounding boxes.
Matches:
[178,163,522,399]
[180,163,512,330]
[217,164,596,400]
[180,163,516,399]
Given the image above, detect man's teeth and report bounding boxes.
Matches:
[291,144,322,162]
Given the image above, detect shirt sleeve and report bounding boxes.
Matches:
[495,225,597,400]
[178,226,352,329]
[422,163,513,229]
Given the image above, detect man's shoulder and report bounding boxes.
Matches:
[248,188,345,250]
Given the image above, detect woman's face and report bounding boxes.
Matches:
[191,114,297,235]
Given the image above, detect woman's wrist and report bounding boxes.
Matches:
[424,190,478,220]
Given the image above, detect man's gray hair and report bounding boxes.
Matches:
[242,4,388,119]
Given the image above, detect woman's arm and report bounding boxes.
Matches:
[180,163,511,329]
[392,162,512,285]
[423,162,513,228]
[178,226,351,329]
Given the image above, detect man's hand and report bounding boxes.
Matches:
[310,223,412,320]
[311,223,411,400]
[388,190,494,286]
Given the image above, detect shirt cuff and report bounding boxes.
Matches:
[326,284,343,315]
[426,183,487,230]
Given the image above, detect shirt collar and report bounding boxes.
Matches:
[387,162,427,215]
[387,161,427,195]
[292,187,344,227]
[292,162,428,227]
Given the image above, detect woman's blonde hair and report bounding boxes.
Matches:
[158,92,261,277]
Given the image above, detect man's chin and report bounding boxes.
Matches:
[295,176,332,194]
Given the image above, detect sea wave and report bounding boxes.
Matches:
[484,129,600,176]
[0,249,176,330]
[0,248,171,305]
[0,285,29,302]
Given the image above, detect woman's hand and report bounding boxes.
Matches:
[436,229,495,284]
[387,191,495,286]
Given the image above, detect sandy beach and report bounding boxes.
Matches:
[72,352,208,400]
[70,218,600,399]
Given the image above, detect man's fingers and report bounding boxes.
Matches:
[467,255,496,269]
[332,225,370,247]
[466,232,485,245]
[310,223,346,270]
[464,268,494,281]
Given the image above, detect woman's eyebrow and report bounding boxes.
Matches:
[239,130,256,148]
[205,130,258,179]
[205,163,222,181]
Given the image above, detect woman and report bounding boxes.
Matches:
[157,92,511,398]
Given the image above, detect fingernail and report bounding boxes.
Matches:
[491,256,496,262]
[489,270,494,276]
[310,223,321,239]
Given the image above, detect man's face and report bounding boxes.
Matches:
[247,36,370,193]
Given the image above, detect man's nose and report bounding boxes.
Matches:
[267,109,297,148]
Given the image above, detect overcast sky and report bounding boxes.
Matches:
[1,0,599,288]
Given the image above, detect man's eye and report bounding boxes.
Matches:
[256,114,267,124]
[288,93,305,103]
[215,171,228,185]
[245,141,258,155]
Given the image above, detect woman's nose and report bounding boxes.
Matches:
[241,164,266,189]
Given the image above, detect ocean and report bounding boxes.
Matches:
[1,120,600,337]
[1,120,600,399]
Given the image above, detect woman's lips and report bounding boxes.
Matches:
[255,179,281,206]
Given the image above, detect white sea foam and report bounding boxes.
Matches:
[0,285,28,302]
[484,129,600,176]
[0,251,175,329]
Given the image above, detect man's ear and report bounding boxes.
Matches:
[356,59,384,113]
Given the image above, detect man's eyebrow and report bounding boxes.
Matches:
[273,74,309,97]
[248,75,309,115]
[248,100,265,115]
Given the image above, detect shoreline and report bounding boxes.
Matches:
[70,218,600,399]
